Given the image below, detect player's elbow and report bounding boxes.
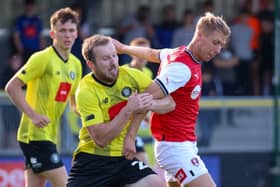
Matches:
[5,81,14,96]
[170,100,176,111]
[5,77,24,95]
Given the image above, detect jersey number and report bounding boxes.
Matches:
[131,161,148,170]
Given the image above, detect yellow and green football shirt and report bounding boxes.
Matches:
[16,46,82,144]
[74,66,152,157]
[122,64,153,79]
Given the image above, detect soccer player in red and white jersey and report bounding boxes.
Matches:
[114,12,231,187]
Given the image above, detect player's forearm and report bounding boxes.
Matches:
[88,106,133,147]
[5,78,36,118]
[126,112,147,139]
[122,45,161,63]
[150,95,176,114]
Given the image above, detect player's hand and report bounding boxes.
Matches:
[30,113,50,128]
[135,93,153,113]
[112,39,125,54]
[126,93,153,114]
[123,134,136,160]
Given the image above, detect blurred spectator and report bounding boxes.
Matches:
[70,2,91,76]
[230,8,253,95]
[194,0,215,23]
[198,64,218,147]
[12,0,45,63]
[239,1,262,95]
[117,5,157,46]
[155,4,180,48]
[117,5,158,64]
[258,10,274,95]
[0,53,23,89]
[0,53,23,149]
[213,44,239,96]
[213,45,239,126]
[171,8,195,47]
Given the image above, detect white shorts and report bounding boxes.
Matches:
[154,141,208,186]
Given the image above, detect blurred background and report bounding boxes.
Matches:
[0,0,279,186]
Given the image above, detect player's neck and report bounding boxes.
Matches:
[187,43,202,62]
[129,61,143,71]
[53,45,70,61]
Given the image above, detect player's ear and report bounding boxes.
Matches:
[49,30,54,39]
[86,60,94,69]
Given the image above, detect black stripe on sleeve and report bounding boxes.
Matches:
[154,78,169,96]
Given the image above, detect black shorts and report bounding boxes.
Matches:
[67,152,156,187]
[135,135,145,153]
[19,141,64,173]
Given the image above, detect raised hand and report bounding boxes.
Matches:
[112,38,125,54]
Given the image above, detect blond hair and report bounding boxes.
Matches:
[196,12,231,37]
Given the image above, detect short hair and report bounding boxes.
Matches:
[129,37,150,47]
[50,7,79,29]
[196,12,231,38]
[82,34,112,62]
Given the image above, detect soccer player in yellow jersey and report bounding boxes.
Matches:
[5,7,82,187]
[67,34,175,187]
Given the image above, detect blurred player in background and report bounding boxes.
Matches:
[114,12,231,187]
[5,7,82,187]
[122,37,153,164]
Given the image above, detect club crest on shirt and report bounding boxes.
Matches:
[69,71,75,80]
[121,87,132,97]
[190,85,201,99]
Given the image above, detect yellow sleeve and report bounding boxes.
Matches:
[76,84,104,127]
[123,66,152,93]
[16,52,47,84]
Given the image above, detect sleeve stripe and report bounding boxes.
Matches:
[154,78,169,96]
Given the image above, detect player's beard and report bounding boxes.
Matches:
[95,66,119,85]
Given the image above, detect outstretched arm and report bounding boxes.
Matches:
[112,39,161,63]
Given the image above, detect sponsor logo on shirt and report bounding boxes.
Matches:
[55,82,71,102]
[190,85,201,99]
[108,101,127,120]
